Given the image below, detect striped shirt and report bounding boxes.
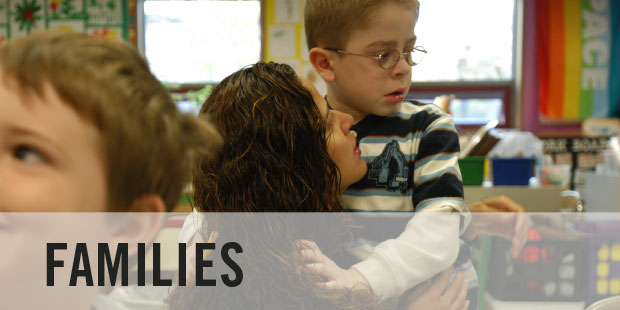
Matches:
[343,100,467,214]
[343,100,474,300]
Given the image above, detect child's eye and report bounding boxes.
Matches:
[376,51,391,59]
[13,145,48,164]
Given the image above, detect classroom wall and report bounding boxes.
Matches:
[263,0,327,95]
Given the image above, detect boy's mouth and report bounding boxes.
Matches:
[385,88,406,103]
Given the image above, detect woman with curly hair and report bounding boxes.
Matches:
[167,62,467,310]
[192,62,365,214]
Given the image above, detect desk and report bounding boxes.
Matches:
[464,186,564,212]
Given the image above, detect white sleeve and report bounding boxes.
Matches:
[352,207,461,300]
[178,211,207,284]
[178,210,203,243]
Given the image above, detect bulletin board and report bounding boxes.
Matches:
[0,0,138,45]
[263,0,327,95]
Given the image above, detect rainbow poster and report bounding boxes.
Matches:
[536,0,620,120]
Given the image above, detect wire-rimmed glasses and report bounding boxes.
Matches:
[325,46,427,70]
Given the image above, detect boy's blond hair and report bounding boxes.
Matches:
[304,0,419,50]
[0,31,221,211]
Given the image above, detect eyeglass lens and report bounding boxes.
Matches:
[380,49,424,69]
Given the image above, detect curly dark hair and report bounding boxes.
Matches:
[193,61,343,213]
[166,63,379,310]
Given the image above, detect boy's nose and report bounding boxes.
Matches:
[391,56,411,77]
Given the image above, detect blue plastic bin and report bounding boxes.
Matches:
[491,158,535,186]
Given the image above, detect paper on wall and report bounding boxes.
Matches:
[269,25,296,58]
[301,30,309,60]
[275,0,300,23]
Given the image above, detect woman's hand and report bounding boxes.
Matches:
[399,267,469,310]
[298,240,372,293]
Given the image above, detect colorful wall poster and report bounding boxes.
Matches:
[536,0,620,120]
[0,0,136,45]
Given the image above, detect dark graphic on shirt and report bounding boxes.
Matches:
[368,140,409,193]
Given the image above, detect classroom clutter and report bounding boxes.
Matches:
[582,118,620,138]
[487,131,542,187]
[459,126,545,187]
[458,156,485,185]
[460,124,620,193]
[482,214,620,308]
[491,157,536,186]
[579,136,620,212]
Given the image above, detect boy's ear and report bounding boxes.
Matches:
[129,194,166,213]
[309,47,336,82]
[106,195,165,256]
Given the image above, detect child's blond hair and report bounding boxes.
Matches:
[304,0,419,49]
[0,31,221,211]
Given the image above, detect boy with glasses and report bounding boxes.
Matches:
[305,0,474,305]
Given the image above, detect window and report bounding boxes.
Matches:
[407,85,510,126]
[409,0,518,127]
[141,0,261,84]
